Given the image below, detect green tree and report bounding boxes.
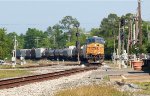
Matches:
[46,24,68,48]
[24,28,45,48]
[0,28,13,59]
[65,27,86,47]
[60,16,80,42]
[18,34,25,49]
[100,13,119,37]
[98,13,119,56]
[52,24,67,48]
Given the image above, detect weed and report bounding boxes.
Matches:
[55,85,131,96]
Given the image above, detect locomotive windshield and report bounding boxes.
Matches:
[86,37,105,44]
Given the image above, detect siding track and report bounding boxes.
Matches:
[0,66,97,89]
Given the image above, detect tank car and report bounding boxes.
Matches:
[26,49,31,59]
[20,49,27,58]
[35,48,45,59]
[62,48,69,60]
[59,49,64,60]
[72,48,78,61]
[31,48,36,59]
[16,49,21,59]
[48,49,55,60]
[54,49,60,60]
[44,48,49,58]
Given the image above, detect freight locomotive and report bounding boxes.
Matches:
[16,36,105,64]
[84,36,105,63]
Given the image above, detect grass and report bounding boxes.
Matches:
[134,82,150,95]
[104,60,120,68]
[0,65,32,69]
[0,62,40,69]
[55,85,131,96]
[0,65,16,69]
[103,75,110,81]
[0,69,32,79]
[104,60,113,64]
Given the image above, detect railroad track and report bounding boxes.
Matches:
[0,66,97,89]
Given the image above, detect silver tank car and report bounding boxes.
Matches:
[59,49,64,57]
[48,49,55,60]
[31,48,36,59]
[62,48,68,60]
[59,49,64,60]
[54,49,59,57]
[26,49,31,59]
[35,48,46,59]
[62,46,76,60]
[20,49,27,58]
[16,49,21,59]
[44,48,49,58]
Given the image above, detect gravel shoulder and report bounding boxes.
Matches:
[0,63,149,96]
[0,69,93,96]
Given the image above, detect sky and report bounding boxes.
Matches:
[0,0,149,34]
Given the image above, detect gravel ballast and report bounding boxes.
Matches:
[0,70,94,96]
[0,65,149,96]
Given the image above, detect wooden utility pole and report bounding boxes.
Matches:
[127,19,132,54]
[35,37,40,48]
[122,26,125,54]
[135,14,139,42]
[138,0,142,46]
[133,23,136,45]
[12,36,17,67]
[75,23,80,64]
[117,22,122,69]
[53,35,56,47]
[113,32,116,54]
[118,22,121,56]
[130,19,133,48]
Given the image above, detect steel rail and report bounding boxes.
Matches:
[0,67,97,89]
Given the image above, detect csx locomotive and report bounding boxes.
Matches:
[84,36,105,63]
[16,36,105,64]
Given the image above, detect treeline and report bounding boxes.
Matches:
[0,16,87,59]
[0,14,150,60]
[91,13,150,57]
